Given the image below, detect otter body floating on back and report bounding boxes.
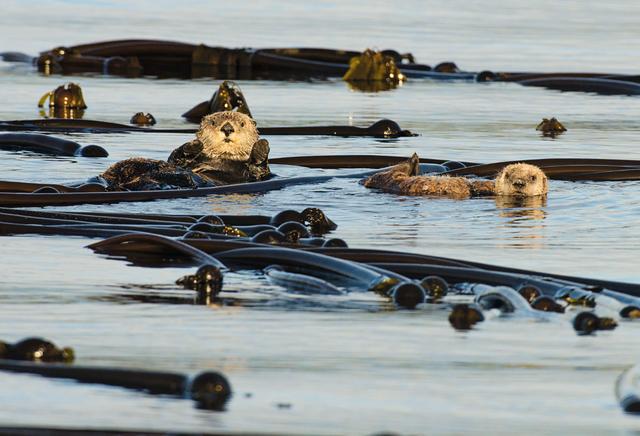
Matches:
[363,153,548,198]
[100,111,270,191]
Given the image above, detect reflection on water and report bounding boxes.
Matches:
[205,193,261,215]
[345,79,402,93]
[39,106,85,119]
[495,196,547,240]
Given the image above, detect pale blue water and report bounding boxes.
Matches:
[1,1,640,434]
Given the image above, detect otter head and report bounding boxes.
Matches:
[197,111,259,161]
[494,163,548,197]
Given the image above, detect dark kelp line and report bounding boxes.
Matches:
[0,119,414,138]
[0,360,232,411]
[309,247,640,296]
[0,207,331,228]
[0,208,343,248]
[269,155,478,169]
[477,71,640,96]
[84,233,640,325]
[6,39,640,95]
[1,156,640,207]
[88,233,425,309]
[93,231,640,302]
[519,77,640,95]
[0,133,108,157]
[0,427,254,435]
[27,39,465,80]
[0,336,230,411]
[77,226,640,308]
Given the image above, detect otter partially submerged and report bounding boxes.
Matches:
[363,154,547,198]
[100,111,270,191]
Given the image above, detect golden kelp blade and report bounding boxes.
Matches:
[343,49,406,82]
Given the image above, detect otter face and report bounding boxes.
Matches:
[495,163,548,197]
[197,111,259,161]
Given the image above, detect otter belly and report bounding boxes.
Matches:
[100,158,216,191]
[192,159,271,184]
[99,156,271,192]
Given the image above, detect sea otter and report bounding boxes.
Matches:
[363,154,547,198]
[100,111,270,191]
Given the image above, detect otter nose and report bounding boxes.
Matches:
[513,179,526,188]
[221,122,234,137]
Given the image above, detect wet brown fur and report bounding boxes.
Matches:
[100,158,202,191]
[363,154,547,198]
[100,111,270,191]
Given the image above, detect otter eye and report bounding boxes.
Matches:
[240,122,245,127]
[530,175,536,181]
[209,120,216,126]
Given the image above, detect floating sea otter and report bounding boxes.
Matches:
[99,111,270,191]
[363,154,548,198]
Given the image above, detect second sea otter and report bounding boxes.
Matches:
[101,111,270,191]
[363,154,547,198]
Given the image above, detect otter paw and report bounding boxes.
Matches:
[250,138,270,165]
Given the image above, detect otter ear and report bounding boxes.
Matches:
[251,119,257,126]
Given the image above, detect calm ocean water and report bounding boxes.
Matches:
[1,1,640,434]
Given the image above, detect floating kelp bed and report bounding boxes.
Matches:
[4,207,634,317]
[0,156,639,207]
[0,133,108,157]
[82,228,640,322]
[0,119,415,138]
[6,39,640,96]
[0,335,231,411]
[27,39,470,80]
[0,359,232,411]
[6,204,624,317]
[5,206,639,316]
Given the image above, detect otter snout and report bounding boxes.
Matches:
[221,122,235,137]
[513,179,526,189]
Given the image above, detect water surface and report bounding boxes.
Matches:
[1,1,640,434]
